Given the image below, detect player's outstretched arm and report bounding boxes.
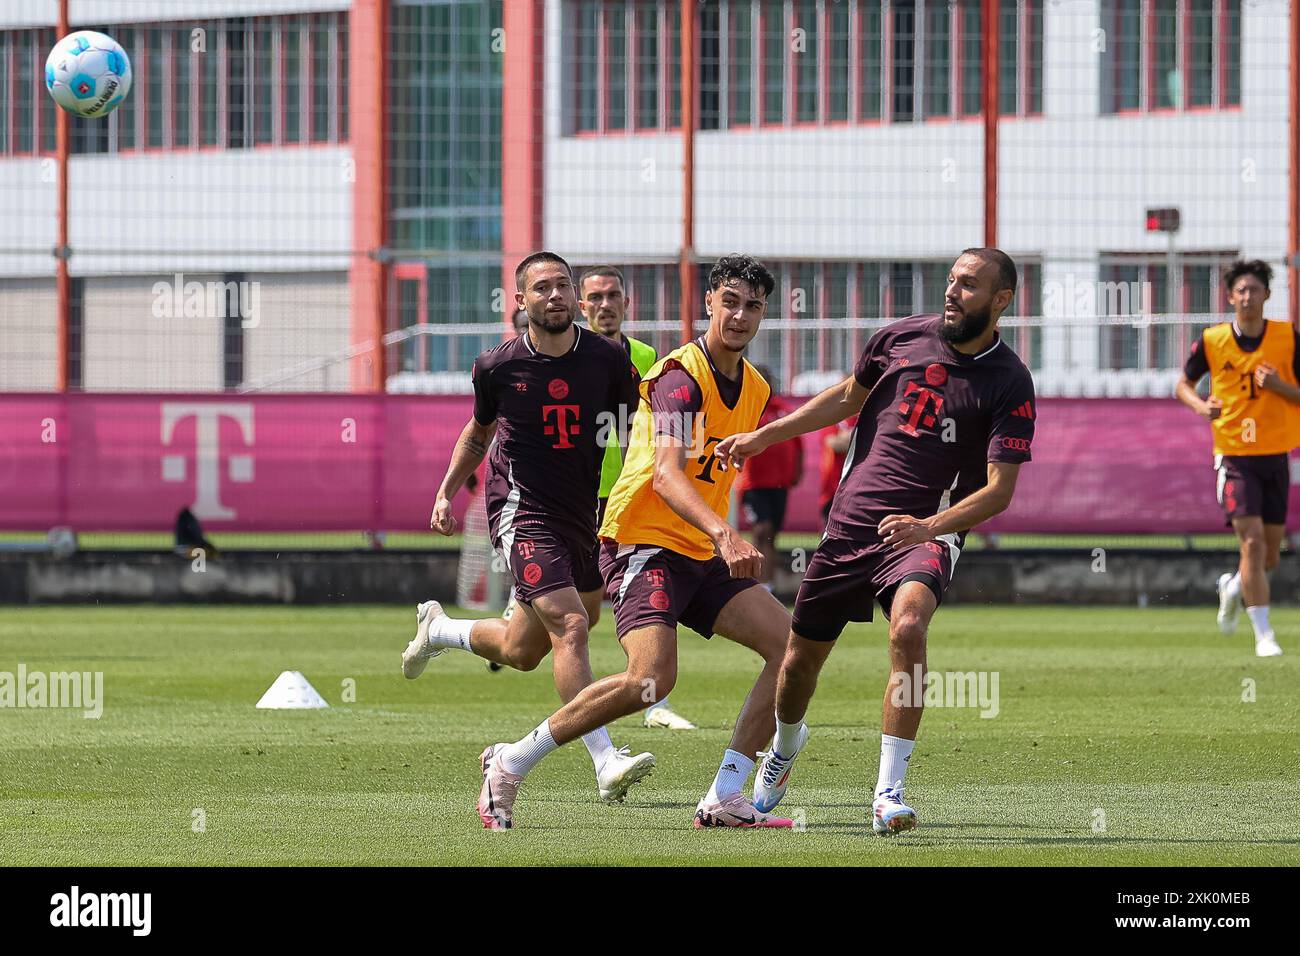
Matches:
[430,417,497,535]
[1174,374,1221,421]
[879,462,1022,548]
[652,439,762,579]
[715,374,867,471]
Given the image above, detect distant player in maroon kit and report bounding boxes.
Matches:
[402,251,656,805]
[715,248,1036,835]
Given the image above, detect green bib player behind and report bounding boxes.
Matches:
[580,265,697,731]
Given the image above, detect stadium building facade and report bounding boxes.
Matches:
[0,0,1292,396]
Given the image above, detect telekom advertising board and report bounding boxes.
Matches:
[0,394,1286,535]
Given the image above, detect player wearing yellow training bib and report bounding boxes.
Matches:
[1177,259,1299,657]
[471,255,803,830]
[577,264,697,732]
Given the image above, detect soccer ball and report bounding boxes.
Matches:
[44,31,133,119]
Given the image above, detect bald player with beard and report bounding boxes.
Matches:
[716,248,1036,836]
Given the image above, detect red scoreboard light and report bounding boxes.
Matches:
[1145,207,1181,233]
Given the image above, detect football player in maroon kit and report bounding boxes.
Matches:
[715,248,1036,836]
[402,252,655,805]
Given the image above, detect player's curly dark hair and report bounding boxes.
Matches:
[1222,259,1273,291]
[708,254,776,299]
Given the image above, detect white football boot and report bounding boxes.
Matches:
[1216,572,1241,635]
[401,600,446,679]
[644,702,698,730]
[596,747,656,803]
[753,722,808,813]
[1256,633,1284,657]
[871,786,918,837]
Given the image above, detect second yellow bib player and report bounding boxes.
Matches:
[1176,258,1300,657]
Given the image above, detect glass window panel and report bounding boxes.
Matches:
[762,0,784,123]
[667,2,681,126]
[700,0,721,129]
[859,1,882,120]
[227,21,249,148]
[202,22,221,145]
[16,32,33,153]
[147,28,166,147]
[892,1,916,122]
[794,0,818,122]
[0,35,10,154]
[728,0,752,125]
[828,1,849,120]
[174,28,192,146]
[283,18,302,143]
[1225,0,1241,106]
[1152,0,1178,108]
[924,0,951,117]
[311,16,330,140]
[637,3,660,127]
[606,4,627,130]
[998,0,1017,114]
[1188,0,1214,107]
[1028,0,1043,114]
[1112,0,1141,111]
[575,2,598,131]
[339,14,349,140]
[960,0,981,115]
[252,20,272,145]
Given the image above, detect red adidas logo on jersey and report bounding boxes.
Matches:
[668,385,692,402]
[1011,401,1034,420]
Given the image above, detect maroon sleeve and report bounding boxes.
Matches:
[648,367,703,443]
[470,357,496,426]
[987,370,1036,465]
[854,327,892,389]
[1183,332,1210,382]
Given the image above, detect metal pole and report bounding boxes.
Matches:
[982,0,999,248]
[56,0,71,391]
[679,0,696,344]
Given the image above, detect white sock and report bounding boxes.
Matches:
[582,726,615,771]
[875,733,915,797]
[429,616,475,652]
[498,719,559,776]
[645,695,670,714]
[1246,605,1273,640]
[705,749,754,803]
[774,714,805,757]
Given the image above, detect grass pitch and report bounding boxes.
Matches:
[1,604,1297,866]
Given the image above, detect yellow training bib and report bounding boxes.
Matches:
[600,341,770,560]
[1204,321,1300,456]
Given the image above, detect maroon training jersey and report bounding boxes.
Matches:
[826,314,1036,545]
[471,326,641,546]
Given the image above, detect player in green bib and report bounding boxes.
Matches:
[579,265,698,731]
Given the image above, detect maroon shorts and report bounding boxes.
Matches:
[598,539,758,640]
[495,526,603,605]
[791,535,958,642]
[1216,453,1289,526]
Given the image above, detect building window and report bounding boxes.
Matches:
[1098,253,1236,370]
[1101,0,1243,113]
[0,14,350,158]
[565,1,1043,136]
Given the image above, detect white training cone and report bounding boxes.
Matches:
[256,671,329,709]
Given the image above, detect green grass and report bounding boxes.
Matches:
[1,604,1297,866]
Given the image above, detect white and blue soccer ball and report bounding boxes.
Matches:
[45,30,132,119]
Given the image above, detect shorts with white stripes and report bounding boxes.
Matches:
[791,535,958,642]
[597,539,758,640]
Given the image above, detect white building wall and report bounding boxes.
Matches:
[543,0,1292,319]
[0,279,58,390]
[243,271,351,391]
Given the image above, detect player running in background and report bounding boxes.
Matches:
[402,251,655,803]
[474,254,795,830]
[1176,259,1295,657]
[580,265,697,731]
[716,248,1035,836]
[734,364,803,591]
